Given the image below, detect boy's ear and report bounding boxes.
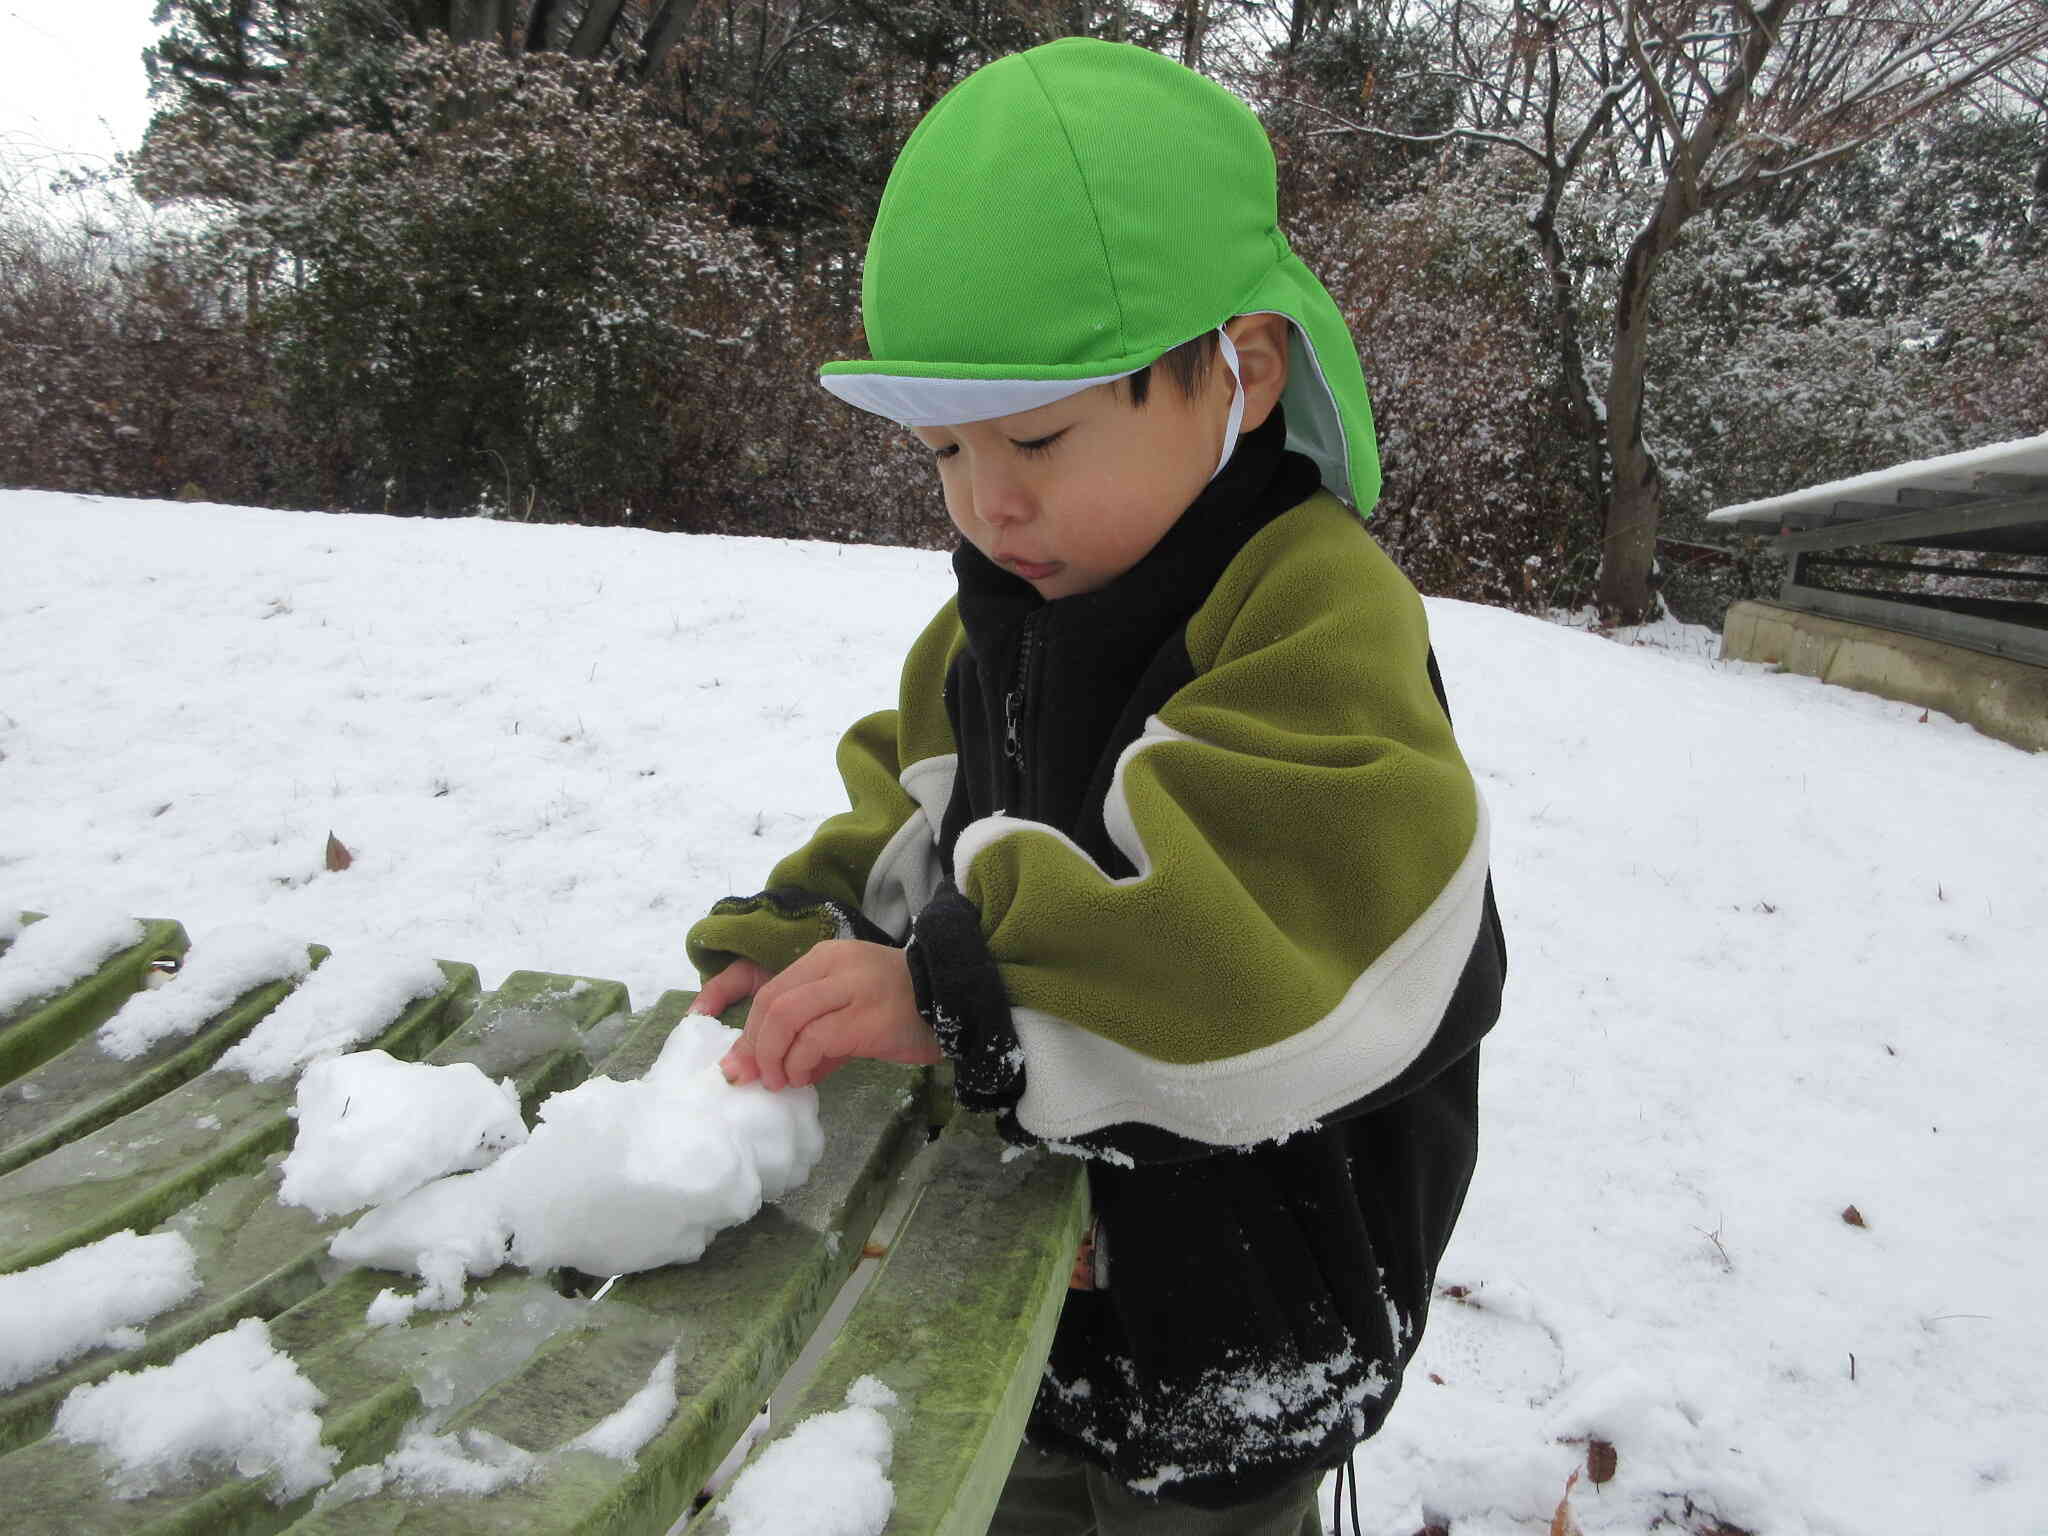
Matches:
[1224,313,1291,434]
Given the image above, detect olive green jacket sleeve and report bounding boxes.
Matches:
[684,603,963,979]
[910,496,1493,1152]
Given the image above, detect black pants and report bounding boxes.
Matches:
[988,1442,1324,1536]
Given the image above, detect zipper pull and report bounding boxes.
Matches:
[1003,688,1024,767]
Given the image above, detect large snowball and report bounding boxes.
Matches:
[501,1018,825,1273]
[279,1050,527,1219]
[329,1016,825,1283]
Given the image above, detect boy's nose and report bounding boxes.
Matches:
[970,466,1034,527]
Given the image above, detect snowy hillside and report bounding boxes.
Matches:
[4,488,2045,1534]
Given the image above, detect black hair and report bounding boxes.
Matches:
[1122,330,1221,407]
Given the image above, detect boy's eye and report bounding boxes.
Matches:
[930,443,959,461]
[1012,430,1065,458]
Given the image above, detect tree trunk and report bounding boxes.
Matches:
[523,0,565,52]
[568,0,632,60]
[2028,139,2048,258]
[446,0,505,46]
[638,1,699,80]
[1592,0,1791,623]
[1599,230,1663,623]
[1530,189,1608,517]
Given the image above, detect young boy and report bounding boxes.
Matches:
[688,37,1506,1535]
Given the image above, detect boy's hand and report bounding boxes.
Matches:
[690,958,773,1022]
[718,940,939,1092]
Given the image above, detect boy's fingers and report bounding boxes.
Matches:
[745,977,847,1092]
[783,1012,860,1088]
[693,959,766,1019]
[720,1049,761,1086]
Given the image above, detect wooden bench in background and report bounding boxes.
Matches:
[0,914,1088,1535]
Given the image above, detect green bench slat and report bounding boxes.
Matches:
[0,970,629,1457]
[281,1016,933,1536]
[0,920,190,1086]
[692,1114,1089,1536]
[0,965,479,1277]
[0,951,331,1180]
[0,1265,577,1536]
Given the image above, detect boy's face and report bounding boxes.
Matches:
[911,366,1231,601]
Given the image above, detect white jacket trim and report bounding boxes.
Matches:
[951,717,1489,1146]
[861,753,957,941]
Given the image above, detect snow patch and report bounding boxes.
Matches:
[563,1348,679,1461]
[53,1317,338,1501]
[0,1230,201,1390]
[215,950,449,1081]
[98,924,312,1058]
[0,910,145,1016]
[718,1376,899,1536]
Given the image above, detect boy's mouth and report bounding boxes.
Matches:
[999,555,1063,582]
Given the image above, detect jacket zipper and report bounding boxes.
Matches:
[1003,612,1044,817]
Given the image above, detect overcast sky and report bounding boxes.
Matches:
[1,5,167,194]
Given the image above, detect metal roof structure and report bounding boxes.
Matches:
[1706,432,2048,665]
[1707,432,2048,556]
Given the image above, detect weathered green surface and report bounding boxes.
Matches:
[2,1267,577,1536]
[288,1015,933,1536]
[0,967,627,1457]
[2,927,1076,1535]
[691,1115,1089,1536]
[0,919,189,1085]
[0,963,479,1276]
[0,950,331,1180]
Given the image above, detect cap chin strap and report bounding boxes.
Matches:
[1209,328,1245,482]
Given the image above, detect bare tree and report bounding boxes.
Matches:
[1281,0,2048,622]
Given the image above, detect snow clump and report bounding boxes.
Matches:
[279,1050,527,1218]
[0,1230,201,1391]
[330,1014,824,1284]
[717,1375,899,1536]
[53,1316,339,1501]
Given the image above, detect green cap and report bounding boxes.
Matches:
[819,37,1381,516]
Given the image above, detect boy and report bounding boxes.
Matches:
[688,37,1506,1535]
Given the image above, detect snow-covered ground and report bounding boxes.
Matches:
[3,487,2044,1534]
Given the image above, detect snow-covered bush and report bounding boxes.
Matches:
[137,41,778,523]
[0,177,290,504]
[1286,151,1599,610]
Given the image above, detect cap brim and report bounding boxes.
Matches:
[816,367,1140,427]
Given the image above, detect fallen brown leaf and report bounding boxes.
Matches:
[1842,1205,1866,1228]
[1549,1470,1584,1536]
[1587,1438,1617,1484]
[325,832,353,872]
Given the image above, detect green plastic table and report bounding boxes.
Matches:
[0,915,1087,1535]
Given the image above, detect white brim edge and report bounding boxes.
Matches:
[817,369,1140,427]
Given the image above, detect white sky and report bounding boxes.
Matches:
[0,4,167,192]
